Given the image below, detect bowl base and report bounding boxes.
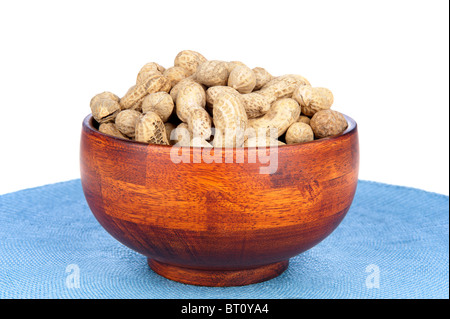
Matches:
[148,258,289,287]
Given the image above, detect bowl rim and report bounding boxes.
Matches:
[82,113,357,149]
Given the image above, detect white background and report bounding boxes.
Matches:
[0,0,448,195]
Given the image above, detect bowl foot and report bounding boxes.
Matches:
[148,258,289,287]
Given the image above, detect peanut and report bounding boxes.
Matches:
[212,92,248,148]
[120,73,170,111]
[90,91,121,124]
[136,62,165,84]
[205,86,239,110]
[194,60,229,87]
[91,91,119,103]
[293,86,334,117]
[310,109,348,139]
[187,107,212,140]
[142,92,174,122]
[227,65,256,94]
[163,66,189,87]
[226,61,246,73]
[174,50,207,76]
[160,78,172,93]
[135,111,169,145]
[206,87,270,119]
[169,76,196,102]
[172,123,191,147]
[253,67,273,90]
[115,109,141,138]
[169,75,206,102]
[241,93,271,119]
[285,122,314,144]
[164,122,176,144]
[99,123,127,139]
[244,136,285,147]
[298,115,311,125]
[91,51,346,147]
[191,137,213,148]
[258,74,311,103]
[247,98,300,138]
[175,81,206,123]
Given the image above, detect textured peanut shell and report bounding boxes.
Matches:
[212,92,248,148]
[206,87,270,119]
[293,86,334,117]
[310,110,348,139]
[258,74,311,103]
[172,123,191,147]
[252,67,273,90]
[244,136,285,147]
[142,92,174,122]
[99,123,128,139]
[194,60,229,87]
[163,66,189,87]
[120,74,170,111]
[91,91,119,104]
[164,122,176,144]
[174,50,207,76]
[135,111,169,145]
[169,75,206,102]
[187,107,212,140]
[159,77,172,93]
[124,84,153,111]
[115,109,142,138]
[241,93,271,119]
[285,122,314,144]
[136,62,165,84]
[90,92,121,124]
[298,115,311,125]
[169,76,196,102]
[176,82,206,123]
[226,61,246,73]
[228,65,256,94]
[205,86,240,110]
[248,98,301,138]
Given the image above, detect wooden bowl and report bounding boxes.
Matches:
[80,114,359,287]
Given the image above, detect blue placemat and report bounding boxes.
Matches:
[0,179,448,299]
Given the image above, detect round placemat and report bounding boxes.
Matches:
[0,179,448,298]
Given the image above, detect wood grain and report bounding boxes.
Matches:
[148,259,289,287]
[80,114,359,286]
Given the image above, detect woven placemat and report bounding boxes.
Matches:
[0,179,448,298]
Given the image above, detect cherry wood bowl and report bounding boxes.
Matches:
[80,114,359,287]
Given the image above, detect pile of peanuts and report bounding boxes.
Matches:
[89,50,348,147]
